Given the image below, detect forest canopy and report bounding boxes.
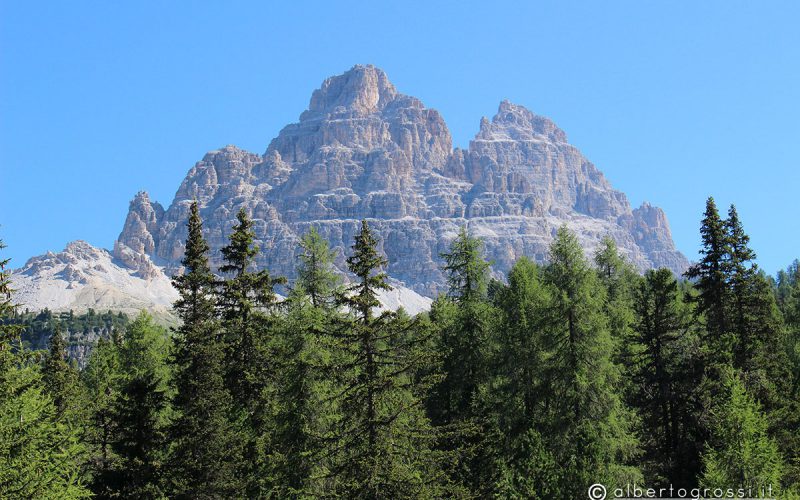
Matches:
[1,198,799,499]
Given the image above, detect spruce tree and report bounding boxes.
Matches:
[724,205,789,390]
[217,207,285,495]
[168,201,244,497]
[82,336,123,495]
[685,197,732,356]
[632,268,699,485]
[326,220,449,497]
[42,327,82,419]
[218,207,283,404]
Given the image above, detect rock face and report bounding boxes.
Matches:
[12,241,178,318]
[116,64,687,298]
[14,64,688,314]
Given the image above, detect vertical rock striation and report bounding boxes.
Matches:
[101,64,688,297]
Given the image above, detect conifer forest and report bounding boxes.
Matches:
[2,197,799,499]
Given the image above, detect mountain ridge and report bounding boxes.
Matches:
[12,64,688,313]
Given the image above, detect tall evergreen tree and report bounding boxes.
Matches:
[217,207,285,495]
[218,207,283,406]
[42,327,83,419]
[82,335,123,495]
[268,229,342,495]
[724,205,789,391]
[632,268,700,485]
[168,201,244,497]
[110,312,171,499]
[431,226,496,424]
[489,257,558,497]
[685,197,733,357]
[594,237,640,401]
[296,225,341,308]
[429,226,499,494]
[325,220,450,497]
[540,226,641,496]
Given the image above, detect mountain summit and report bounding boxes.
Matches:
[14,65,688,312]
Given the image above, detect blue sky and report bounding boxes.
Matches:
[1,1,798,274]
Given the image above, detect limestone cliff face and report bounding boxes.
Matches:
[113,64,688,297]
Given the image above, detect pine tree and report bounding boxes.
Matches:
[492,257,550,437]
[724,205,789,389]
[217,207,285,495]
[168,201,244,497]
[218,207,283,406]
[442,226,490,302]
[269,229,342,495]
[594,237,640,401]
[82,336,123,495]
[430,226,499,494]
[325,220,450,497]
[431,226,496,424]
[541,226,641,496]
[594,237,638,343]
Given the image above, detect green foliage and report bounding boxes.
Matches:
[296,225,342,308]
[81,335,123,494]
[0,239,89,499]
[4,196,800,497]
[323,220,452,497]
[0,361,90,499]
[109,312,171,498]
[268,231,342,495]
[540,226,642,496]
[217,207,286,495]
[441,225,490,302]
[168,201,245,497]
[631,268,702,485]
[686,197,733,354]
[701,368,783,496]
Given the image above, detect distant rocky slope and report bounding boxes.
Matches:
[12,64,687,315]
[12,241,178,318]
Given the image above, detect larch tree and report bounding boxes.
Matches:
[0,239,89,499]
[541,226,641,497]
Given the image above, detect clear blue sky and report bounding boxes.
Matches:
[2,1,798,274]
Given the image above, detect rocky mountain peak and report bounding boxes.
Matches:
[12,65,690,315]
[475,100,568,144]
[307,64,398,115]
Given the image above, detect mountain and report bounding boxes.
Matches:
[12,241,178,318]
[12,64,688,315]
